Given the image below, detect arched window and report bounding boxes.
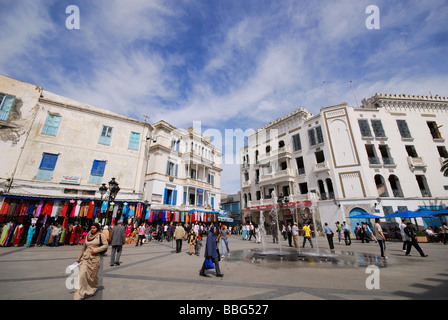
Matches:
[374,174,389,197]
[389,175,403,197]
[318,179,326,200]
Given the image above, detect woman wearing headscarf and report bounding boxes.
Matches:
[74,223,108,300]
[199,225,223,277]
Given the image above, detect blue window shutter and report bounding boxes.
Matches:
[98,126,113,145]
[174,164,178,177]
[128,132,140,150]
[42,114,62,136]
[0,95,15,121]
[211,197,214,209]
[39,153,58,170]
[166,161,170,175]
[172,190,177,205]
[91,160,106,176]
[163,188,168,205]
[183,192,187,205]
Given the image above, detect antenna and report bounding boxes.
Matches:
[323,81,330,107]
[350,81,360,108]
[143,115,150,124]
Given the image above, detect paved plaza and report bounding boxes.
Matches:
[0,234,447,302]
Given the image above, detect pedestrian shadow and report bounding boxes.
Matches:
[391,269,448,299]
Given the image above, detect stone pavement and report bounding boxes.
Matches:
[0,234,447,302]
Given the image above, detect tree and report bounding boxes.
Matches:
[441,159,448,177]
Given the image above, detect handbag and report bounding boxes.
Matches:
[205,258,214,270]
[97,234,108,255]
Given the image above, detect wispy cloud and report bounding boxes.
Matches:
[1,0,447,193]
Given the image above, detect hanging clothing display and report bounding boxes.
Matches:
[101,201,109,213]
[86,202,95,219]
[60,202,69,217]
[0,223,12,246]
[74,200,82,217]
[26,202,35,216]
[0,198,11,215]
[12,224,24,246]
[42,201,54,216]
[35,200,44,217]
[51,201,61,217]
[26,225,36,246]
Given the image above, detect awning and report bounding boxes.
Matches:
[218,216,233,222]
[187,209,220,214]
[386,210,435,218]
[349,214,383,219]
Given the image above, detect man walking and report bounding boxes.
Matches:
[136,223,146,246]
[373,218,387,260]
[173,223,186,253]
[300,223,314,248]
[400,219,407,252]
[292,222,300,248]
[342,221,351,245]
[404,222,428,257]
[110,220,126,266]
[323,223,334,250]
[220,225,231,258]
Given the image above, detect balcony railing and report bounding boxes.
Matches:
[407,157,427,171]
[313,161,330,173]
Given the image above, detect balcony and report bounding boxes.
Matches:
[259,146,292,164]
[259,168,295,185]
[407,157,427,172]
[313,161,330,174]
[382,157,396,168]
[368,157,382,168]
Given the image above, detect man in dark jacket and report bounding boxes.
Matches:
[199,226,223,277]
[110,220,126,266]
[404,222,428,257]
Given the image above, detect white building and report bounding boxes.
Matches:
[144,121,222,213]
[1,75,222,228]
[241,94,448,233]
[0,74,151,202]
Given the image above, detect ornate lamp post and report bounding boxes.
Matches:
[277,193,289,223]
[99,183,108,200]
[98,178,120,202]
[107,178,120,202]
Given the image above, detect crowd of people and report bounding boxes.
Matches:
[71,217,447,300]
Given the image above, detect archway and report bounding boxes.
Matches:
[349,207,373,236]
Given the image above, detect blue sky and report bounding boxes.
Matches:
[1,0,448,194]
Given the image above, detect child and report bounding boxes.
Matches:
[196,236,203,256]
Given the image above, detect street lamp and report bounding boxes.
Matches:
[98,178,120,202]
[99,183,108,200]
[277,193,289,223]
[108,178,120,201]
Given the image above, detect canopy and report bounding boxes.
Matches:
[432,208,448,216]
[187,209,220,214]
[386,210,435,219]
[218,216,234,222]
[349,214,383,219]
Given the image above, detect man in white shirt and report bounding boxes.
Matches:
[51,224,62,247]
[400,219,407,252]
[292,223,299,248]
[374,218,387,260]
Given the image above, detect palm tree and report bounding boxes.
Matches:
[441,159,448,177]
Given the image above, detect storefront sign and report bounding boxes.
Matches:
[60,176,81,185]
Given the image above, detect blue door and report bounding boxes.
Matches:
[349,208,373,235]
